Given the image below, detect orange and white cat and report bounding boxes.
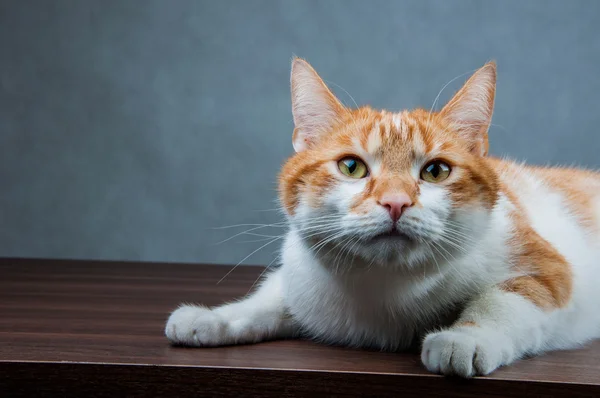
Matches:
[166,58,600,377]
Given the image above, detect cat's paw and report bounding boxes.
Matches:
[165,305,229,346]
[421,328,512,377]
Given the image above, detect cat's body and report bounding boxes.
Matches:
[166,59,600,377]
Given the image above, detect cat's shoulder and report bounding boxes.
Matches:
[485,156,600,185]
[485,156,600,235]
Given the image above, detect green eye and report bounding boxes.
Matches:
[421,160,451,183]
[338,157,368,179]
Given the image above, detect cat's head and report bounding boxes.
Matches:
[279,59,499,270]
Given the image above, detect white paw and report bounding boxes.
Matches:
[165,305,229,346]
[421,329,512,377]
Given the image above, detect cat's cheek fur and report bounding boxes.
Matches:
[404,183,451,235]
[291,162,366,219]
[326,176,369,217]
[290,178,368,237]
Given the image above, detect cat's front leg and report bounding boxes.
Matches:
[165,267,296,346]
[421,287,550,377]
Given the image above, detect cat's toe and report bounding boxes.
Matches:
[421,329,507,377]
[165,304,227,346]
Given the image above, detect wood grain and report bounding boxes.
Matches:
[1,258,600,397]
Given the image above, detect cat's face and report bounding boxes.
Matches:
[279,59,499,270]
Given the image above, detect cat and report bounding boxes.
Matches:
[165,58,600,377]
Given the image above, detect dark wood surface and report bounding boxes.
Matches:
[1,258,600,397]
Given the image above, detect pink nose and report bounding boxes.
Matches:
[378,194,413,222]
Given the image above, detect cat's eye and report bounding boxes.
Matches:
[337,157,368,179]
[420,160,451,183]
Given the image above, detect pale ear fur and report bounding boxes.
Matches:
[439,62,497,156]
[290,58,349,152]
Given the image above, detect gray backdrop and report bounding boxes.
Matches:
[1,0,599,265]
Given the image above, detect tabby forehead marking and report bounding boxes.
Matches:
[366,123,383,153]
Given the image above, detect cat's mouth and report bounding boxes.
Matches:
[371,229,411,241]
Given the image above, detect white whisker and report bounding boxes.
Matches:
[217,236,283,284]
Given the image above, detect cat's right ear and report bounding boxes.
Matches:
[290,58,349,152]
[438,62,496,157]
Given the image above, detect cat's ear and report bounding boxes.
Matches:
[290,58,349,152]
[439,62,496,156]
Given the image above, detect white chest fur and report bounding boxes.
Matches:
[280,231,487,350]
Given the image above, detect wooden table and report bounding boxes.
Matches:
[1,258,599,397]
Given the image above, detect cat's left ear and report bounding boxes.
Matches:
[290,58,349,152]
[439,62,496,156]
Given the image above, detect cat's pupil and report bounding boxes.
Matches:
[346,160,357,173]
[428,164,440,178]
